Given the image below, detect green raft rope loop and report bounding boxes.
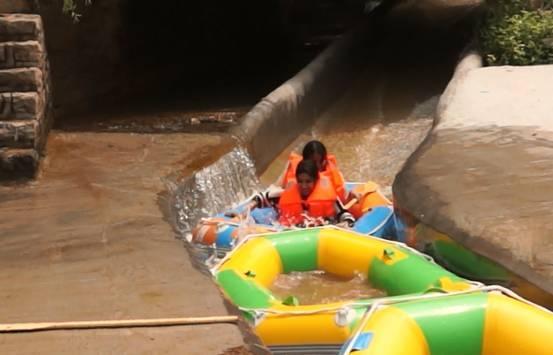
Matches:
[340,284,553,355]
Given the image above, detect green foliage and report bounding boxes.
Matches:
[480,0,553,65]
[62,0,92,22]
[62,0,76,14]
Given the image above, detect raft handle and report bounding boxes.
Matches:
[383,248,395,259]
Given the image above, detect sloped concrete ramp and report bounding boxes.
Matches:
[394,65,553,295]
[0,132,255,354]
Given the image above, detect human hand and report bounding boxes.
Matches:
[336,221,351,229]
[266,184,284,199]
[338,212,356,227]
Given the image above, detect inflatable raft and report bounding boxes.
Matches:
[192,182,395,249]
[394,215,553,308]
[340,290,553,355]
[212,227,473,350]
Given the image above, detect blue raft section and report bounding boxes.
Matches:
[194,182,403,249]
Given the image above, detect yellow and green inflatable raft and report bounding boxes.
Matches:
[212,227,553,354]
[342,289,553,355]
[212,227,474,351]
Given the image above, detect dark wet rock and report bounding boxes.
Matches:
[0,147,37,180]
[394,64,553,295]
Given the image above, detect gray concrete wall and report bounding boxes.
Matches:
[231,0,483,174]
[231,29,366,173]
[394,52,553,296]
[231,1,402,174]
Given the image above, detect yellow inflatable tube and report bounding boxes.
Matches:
[342,290,553,355]
[214,227,472,349]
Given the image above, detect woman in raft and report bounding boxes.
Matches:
[278,140,347,203]
[260,140,385,221]
[254,159,355,227]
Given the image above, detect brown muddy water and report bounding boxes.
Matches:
[54,106,250,133]
[270,270,386,305]
[0,132,247,354]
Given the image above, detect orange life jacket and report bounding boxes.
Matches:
[281,152,346,201]
[278,177,337,226]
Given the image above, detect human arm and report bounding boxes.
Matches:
[334,199,356,227]
[251,185,284,209]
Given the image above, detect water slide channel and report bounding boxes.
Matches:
[171,6,475,304]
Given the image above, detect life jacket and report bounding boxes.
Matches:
[347,182,391,219]
[281,152,346,201]
[278,177,337,226]
[281,152,302,188]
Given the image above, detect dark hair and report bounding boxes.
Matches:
[302,140,327,161]
[295,159,319,181]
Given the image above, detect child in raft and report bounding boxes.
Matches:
[278,140,352,204]
[254,159,355,227]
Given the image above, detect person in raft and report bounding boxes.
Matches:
[254,159,355,227]
[278,140,379,219]
[278,140,347,203]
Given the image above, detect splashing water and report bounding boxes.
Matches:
[170,147,261,237]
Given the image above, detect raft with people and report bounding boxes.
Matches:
[211,227,553,354]
[191,180,394,248]
[191,140,396,250]
[190,140,553,353]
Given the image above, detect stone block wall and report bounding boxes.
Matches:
[0,0,34,14]
[0,7,52,179]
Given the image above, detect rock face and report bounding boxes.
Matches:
[394,64,553,295]
[0,10,52,179]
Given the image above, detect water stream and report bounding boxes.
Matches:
[170,8,469,300]
[170,147,261,236]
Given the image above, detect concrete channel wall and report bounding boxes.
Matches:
[393,49,553,301]
[231,30,364,173]
[231,1,400,174]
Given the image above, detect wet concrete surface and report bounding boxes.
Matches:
[1,325,245,354]
[54,104,250,134]
[394,65,553,295]
[0,131,253,353]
